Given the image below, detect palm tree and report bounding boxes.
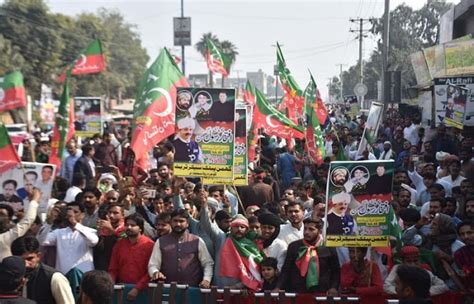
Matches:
[195,32,219,87]
[219,40,238,87]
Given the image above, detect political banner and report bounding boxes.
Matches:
[0,162,56,216]
[344,95,359,118]
[74,96,102,138]
[443,84,469,129]
[357,102,384,157]
[173,87,235,179]
[434,77,474,127]
[203,106,248,186]
[445,38,474,76]
[410,51,432,88]
[323,160,394,247]
[423,44,445,79]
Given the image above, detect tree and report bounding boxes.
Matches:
[195,32,219,87]
[219,40,238,87]
[333,0,452,101]
[195,32,238,88]
[0,0,149,102]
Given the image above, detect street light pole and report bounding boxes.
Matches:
[180,0,185,75]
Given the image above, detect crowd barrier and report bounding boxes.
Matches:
[112,283,463,304]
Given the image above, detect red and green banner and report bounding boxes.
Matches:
[58,39,106,82]
[50,70,75,172]
[303,74,326,165]
[276,42,304,124]
[206,39,230,77]
[0,71,27,112]
[0,123,22,173]
[131,48,188,169]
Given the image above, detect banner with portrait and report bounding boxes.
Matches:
[323,160,394,247]
[443,84,469,129]
[203,106,248,186]
[173,87,235,179]
[434,77,474,127]
[0,162,56,217]
[357,102,384,156]
[74,96,102,138]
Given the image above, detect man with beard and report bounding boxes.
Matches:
[11,236,75,304]
[81,188,101,229]
[277,218,340,294]
[277,201,305,246]
[172,117,201,163]
[94,204,126,271]
[94,132,117,167]
[148,209,213,287]
[108,214,154,302]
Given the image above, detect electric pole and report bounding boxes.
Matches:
[350,18,372,108]
[336,63,347,103]
[180,0,185,75]
[349,18,371,85]
[382,0,390,107]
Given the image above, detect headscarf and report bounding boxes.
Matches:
[431,213,458,250]
[258,212,281,248]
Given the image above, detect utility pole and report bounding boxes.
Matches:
[349,18,371,85]
[180,0,185,75]
[382,0,390,107]
[350,18,372,108]
[336,63,347,103]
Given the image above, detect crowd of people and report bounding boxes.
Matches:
[0,107,473,304]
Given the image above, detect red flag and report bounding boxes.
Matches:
[58,39,105,82]
[0,124,22,173]
[0,71,27,112]
[314,89,328,124]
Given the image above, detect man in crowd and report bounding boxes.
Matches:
[109,214,154,302]
[148,209,213,287]
[277,218,340,294]
[79,270,114,304]
[41,201,98,276]
[11,235,75,304]
[277,201,304,246]
[94,131,118,167]
[73,145,96,188]
[0,256,35,303]
[0,189,40,260]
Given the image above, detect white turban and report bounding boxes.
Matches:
[332,192,350,204]
[177,117,196,130]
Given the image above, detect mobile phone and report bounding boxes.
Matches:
[141,188,156,199]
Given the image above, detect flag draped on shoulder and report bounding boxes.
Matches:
[0,123,22,173]
[206,39,230,77]
[220,235,264,291]
[303,73,326,164]
[0,71,27,112]
[131,48,188,169]
[49,70,74,171]
[276,42,304,124]
[58,39,106,82]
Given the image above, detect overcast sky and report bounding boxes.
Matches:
[46,0,460,98]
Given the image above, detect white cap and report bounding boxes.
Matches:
[332,192,350,204]
[177,117,196,129]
